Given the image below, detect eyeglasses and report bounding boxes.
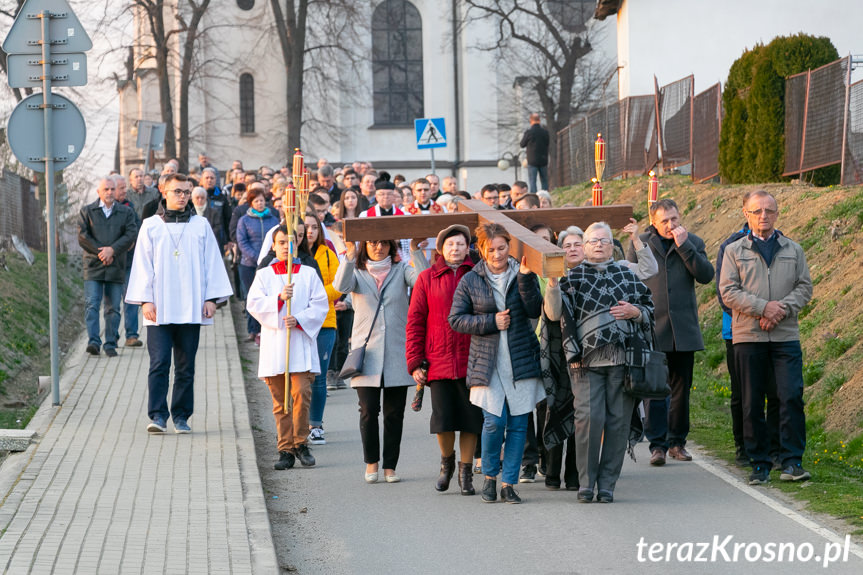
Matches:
[167,189,192,197]
[746,208,778,217]
[585,238,612,246]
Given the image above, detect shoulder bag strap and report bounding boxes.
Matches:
[361,280,389,347]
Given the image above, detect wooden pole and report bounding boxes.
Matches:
[283,149,305,413]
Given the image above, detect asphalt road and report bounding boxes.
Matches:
[243,369,863,575]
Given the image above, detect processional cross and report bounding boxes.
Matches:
[343,200,633,278]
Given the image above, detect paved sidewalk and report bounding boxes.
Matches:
[0,307,278,574]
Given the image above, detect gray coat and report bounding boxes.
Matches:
[332,250,428,388]
[627,226,714,352]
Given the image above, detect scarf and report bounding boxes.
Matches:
[559,259,654,368]
[366,256,392,290]
[250,207,269,218]
[194,204,206,217]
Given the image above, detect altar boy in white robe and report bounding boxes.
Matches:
[126,173,233,434]
[247,225,329,470]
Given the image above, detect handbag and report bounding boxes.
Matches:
[338,282,387,379]
[623,326,671,399]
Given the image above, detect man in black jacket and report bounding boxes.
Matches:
[519,113,550,195]
[627,198,714,466]
[78,178,138,357]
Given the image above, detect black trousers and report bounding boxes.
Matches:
[644,351,694,452]
[356,384,408,469]
[332,309,354,374]
[734,341,806,468]
[522,399,548,468]
[726,340,781,456]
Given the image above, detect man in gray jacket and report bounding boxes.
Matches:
[628,199,714,465]
[719,190,813,485]
[78,178,138,357]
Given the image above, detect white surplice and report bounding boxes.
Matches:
[126,214,233,326]
[246,260,329,379]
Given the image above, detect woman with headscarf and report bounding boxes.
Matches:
[406,225,482,495]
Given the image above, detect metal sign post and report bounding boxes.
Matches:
[415,117,447,175]
[4,0,92,408]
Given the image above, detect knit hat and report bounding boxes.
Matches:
[436,224,471,254]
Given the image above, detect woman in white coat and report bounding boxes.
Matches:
[333,237,428,483]
[247,225,329,471]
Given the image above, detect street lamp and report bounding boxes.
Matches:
[498,151,522,181]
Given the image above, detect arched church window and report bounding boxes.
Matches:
[372,0,423,126]
[240,73,255,134]
[237,0,255,11]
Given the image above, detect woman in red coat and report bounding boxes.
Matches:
[406,224,482,495]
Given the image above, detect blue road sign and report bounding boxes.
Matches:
[415,117,447,150]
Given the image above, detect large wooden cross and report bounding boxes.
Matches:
[342,200,633,278]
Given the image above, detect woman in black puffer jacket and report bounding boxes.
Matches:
[448,223,546,504]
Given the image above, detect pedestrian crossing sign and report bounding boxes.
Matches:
[415,117,447,150]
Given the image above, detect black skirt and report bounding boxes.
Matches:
[429,378,483,435]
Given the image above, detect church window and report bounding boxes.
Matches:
[240,73,255,134]
[372,0,423,126]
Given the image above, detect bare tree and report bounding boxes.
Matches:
[130,0,210,171]
[462,0,612,170]
[269,0,369,155]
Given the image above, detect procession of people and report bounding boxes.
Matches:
[79,137,812,506]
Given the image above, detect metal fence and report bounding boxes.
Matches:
[843,79,863,185]
[0,168,44,251]
[555,75,719,187]
[784,56,851,177]
[692,83,722,182]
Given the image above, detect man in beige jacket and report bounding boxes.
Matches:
[719,190,812,486]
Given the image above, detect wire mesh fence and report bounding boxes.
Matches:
[0,169,44,251]
[692,83,722,182]
[657,75,693,169]
[842,79,863,185]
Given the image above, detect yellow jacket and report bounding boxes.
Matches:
[314,243,340,329]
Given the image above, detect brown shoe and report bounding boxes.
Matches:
[125,337,143,347]
[668,446,693,461]
[650,449,666,466]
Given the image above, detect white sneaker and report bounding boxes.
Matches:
[308,427,326,445]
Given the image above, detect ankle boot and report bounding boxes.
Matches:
[458,462,475,496]
[435,452,456,492]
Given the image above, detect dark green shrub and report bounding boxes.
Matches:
[719,34,838,183]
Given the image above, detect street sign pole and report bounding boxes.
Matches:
[430,148,435,175]
[39,10,60,406]
[143,122,153,174]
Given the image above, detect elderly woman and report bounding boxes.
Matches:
[333,237,428,483]
[537,190,553,209]
[237,187,280,343]
[406,225,482,495]
[449,223,546,504]
[544,222,654,503]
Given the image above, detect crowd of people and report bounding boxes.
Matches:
[76,147,813,504]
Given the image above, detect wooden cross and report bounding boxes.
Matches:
[342,200,633,278]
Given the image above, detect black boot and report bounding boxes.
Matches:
[457,462,475,496]
[435,452,456,492]
[481,478,497,503]
[274,451,295,470]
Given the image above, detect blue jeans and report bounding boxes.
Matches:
[481,400,528,485]
[84,279,123,351]
[146,324,201,422]
[527,164,548,195]
[309,327,336,427]
[123,263,139,339]
[239,264,261,335]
